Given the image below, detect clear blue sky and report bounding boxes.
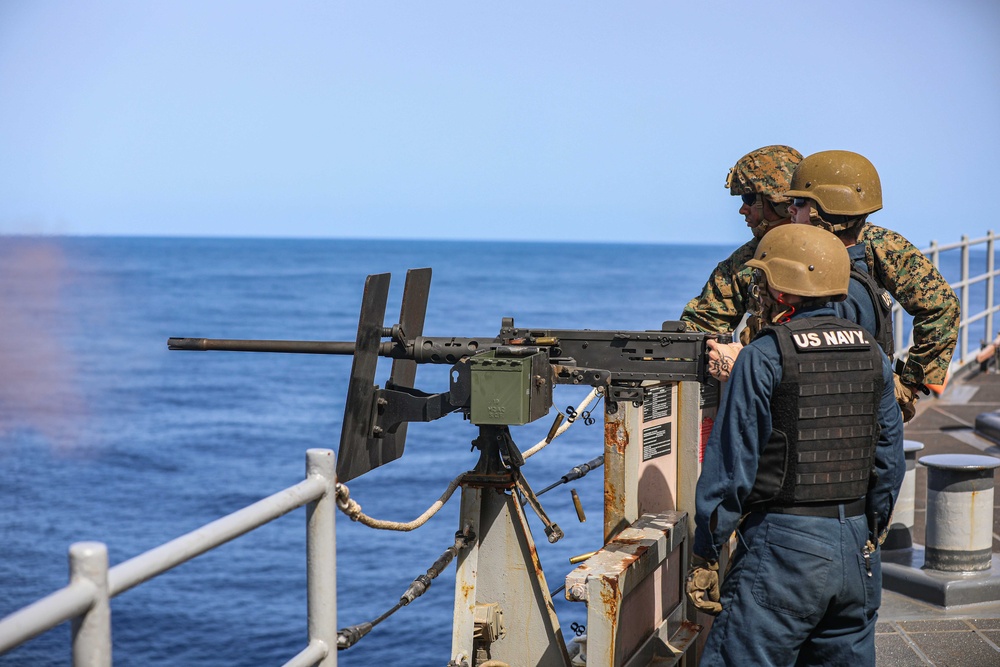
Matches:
[1,1,997,247]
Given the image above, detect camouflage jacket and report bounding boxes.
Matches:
[680,237,758,337]
[680,223,959,387]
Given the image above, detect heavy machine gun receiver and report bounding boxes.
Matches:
[168,268,725,482]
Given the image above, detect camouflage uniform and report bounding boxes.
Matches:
[680,238,758,337]
[858,224,959,387]
[680,222,959,387]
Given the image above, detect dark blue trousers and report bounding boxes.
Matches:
[699,510,880,667]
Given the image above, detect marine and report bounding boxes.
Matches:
[680,145,801,342]
[681,147,960,419]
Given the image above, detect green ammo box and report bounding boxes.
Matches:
[469,350,551,425]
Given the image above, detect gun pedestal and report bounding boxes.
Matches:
[450,423,572,667]
[464,425,525,485]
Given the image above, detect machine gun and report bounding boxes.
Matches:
[168,268,725,484]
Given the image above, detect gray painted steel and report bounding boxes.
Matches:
[70,542,111,667]
[884,440,924,551]
[883,550,1000,607]
[920,454,1000,571]
[451,485,571,666]
[0,578,96,654]
[565,511,688,666]
[304,449,337,667]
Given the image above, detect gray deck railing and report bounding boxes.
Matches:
[0,449,338,667]
[893,231,1000,371]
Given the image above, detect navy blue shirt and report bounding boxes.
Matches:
[833,244,879,340]
[694,305,904,561]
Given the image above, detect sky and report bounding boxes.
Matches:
[1,1,998,247]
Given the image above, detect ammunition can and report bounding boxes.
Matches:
[469,351,551,425]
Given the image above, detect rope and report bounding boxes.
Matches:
[336,474,465,532]
[334,386,602,531]
[522,387,600,460]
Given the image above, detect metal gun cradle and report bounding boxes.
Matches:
[168,267,725,666]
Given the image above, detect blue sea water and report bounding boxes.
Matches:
[0,237,726,666]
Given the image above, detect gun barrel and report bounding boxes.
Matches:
[166,335,490,362]
[167,337,368,355]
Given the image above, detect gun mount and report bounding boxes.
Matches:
[168,268,725,482]
[167,267,726,664]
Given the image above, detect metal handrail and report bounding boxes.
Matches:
[893,231,1000,371]
[0,449,338,667]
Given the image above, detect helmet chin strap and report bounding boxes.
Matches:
[769,199,790,219]
[811,206,864,234]
[773,293,796,324]
[752,199,791,239]
[749,278,795,324]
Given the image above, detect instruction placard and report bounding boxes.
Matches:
[642,423,672,461]
[642,385,672,421]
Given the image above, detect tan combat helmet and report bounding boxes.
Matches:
[785,150,883,232]
[746,224,850,300]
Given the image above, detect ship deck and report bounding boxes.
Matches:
[876,366,1000,666]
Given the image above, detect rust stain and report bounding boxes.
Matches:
[527,542,546,581]
[605,483,621,516]
[460,581,475,602]
[617,547,645,569]
[598,577,621,629]
[680,619,702,633]
[970,488,982,549]
[604,419,630,454]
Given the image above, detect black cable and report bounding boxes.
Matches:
[536,454,605,497]
[337,527,476,650]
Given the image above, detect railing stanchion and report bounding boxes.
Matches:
[69,542,111,667]
[306,449,337,666]
[988,231,995,349]
[961,235,970,362]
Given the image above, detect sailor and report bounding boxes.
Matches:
[682,148,960,421]
[686,224,904,666]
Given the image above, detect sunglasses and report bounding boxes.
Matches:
[791,197,811,208]
[741,193,759,207]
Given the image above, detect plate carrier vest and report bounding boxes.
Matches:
[851,259,894,357]
[745,316,885,508]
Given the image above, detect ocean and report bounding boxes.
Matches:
[0,236,727,666]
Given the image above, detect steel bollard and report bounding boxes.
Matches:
[883,440,925,550]
[919,454,1000,572]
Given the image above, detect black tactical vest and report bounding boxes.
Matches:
[851,261,894,357]
[745,316,885,508]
